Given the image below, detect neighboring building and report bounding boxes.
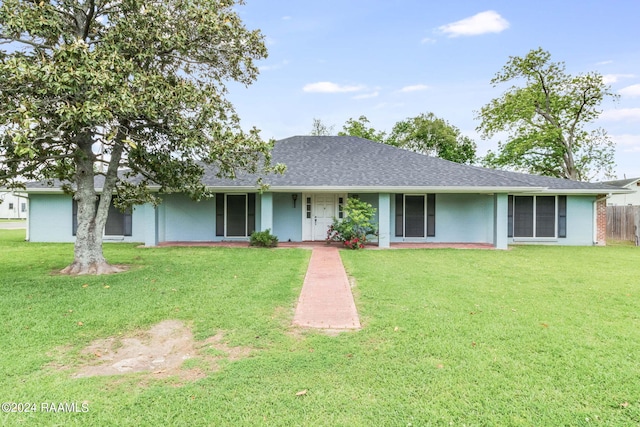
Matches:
[19,136,628,248]
[602,178,640,206]
[0,192,28,219]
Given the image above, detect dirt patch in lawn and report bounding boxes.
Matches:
[64,320,251,382]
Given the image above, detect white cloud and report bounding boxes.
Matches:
[438,10,509,37]
[602,74,635,84]
[399,84,429,93]
[421,37,436,44]
[601,108,640,121]
[619,84,640,97]
[353,91,379,100]
[282,16,292,20]
[259,60,290,72]
[596,60,613,65]
[612,134,640,152]
[303,81,366,93]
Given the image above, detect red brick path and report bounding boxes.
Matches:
[292,246,361,330]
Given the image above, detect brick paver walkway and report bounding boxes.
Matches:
[292,246,361,330]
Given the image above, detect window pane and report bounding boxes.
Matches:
[226,195,246,236]
[535,196,555,237]
[405,195,425,237]
[513,196,533,237]
[105,203,125,235]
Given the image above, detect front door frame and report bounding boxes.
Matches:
[302,193,347,241]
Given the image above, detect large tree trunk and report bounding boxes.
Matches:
[60,134,126,275]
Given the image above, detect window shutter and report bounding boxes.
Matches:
[395,194,403,237]
[247,193,256,234]
[215,193,224,236]
[427,194,436,237]
[123,209,132,236]
[72,199,78,236]
[557,196,567,238]
[507,195,513,237]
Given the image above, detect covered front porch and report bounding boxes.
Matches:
[266,192,508,249]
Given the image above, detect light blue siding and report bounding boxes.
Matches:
[430,194,495,243]
[494,194,508,249]
[28,194,147,243]
[507,195,596,246]
[29,194,74,242]
[390,193,494,244]
[272,192,302,242]
[565,196,596,245]
[378,193,391,248]
[26,192,599,247]
[159,194,215,241]
[260,193,273,232]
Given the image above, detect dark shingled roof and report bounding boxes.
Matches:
[19,136,628,194]
[201,136,625,193]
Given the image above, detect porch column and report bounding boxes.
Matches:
[494,193,508,250]
[378,193,390,248]
[144,203,158,247]
[260,192,273,232]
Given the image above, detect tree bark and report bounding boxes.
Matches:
[60,134,126,275]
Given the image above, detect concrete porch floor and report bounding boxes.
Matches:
[156,241,495,250]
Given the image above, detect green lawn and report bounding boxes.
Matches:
[1,229,639,426]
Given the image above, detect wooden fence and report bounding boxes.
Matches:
[607,206,640,244]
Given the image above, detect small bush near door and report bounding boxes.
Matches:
[250,229,279,248]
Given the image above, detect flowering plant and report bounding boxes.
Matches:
[326,198,377,250]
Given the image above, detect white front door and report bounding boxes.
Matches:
[313,194,336,240]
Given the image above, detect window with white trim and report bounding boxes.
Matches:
[508,195,567,238]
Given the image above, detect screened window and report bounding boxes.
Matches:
[72,198,132,236]
[395,194,436,238]
[508,195,566,238]
[216,193,256,238]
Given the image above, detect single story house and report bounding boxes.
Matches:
[0,192,28,219]
[20,136,629,248]
[602,177,640,206]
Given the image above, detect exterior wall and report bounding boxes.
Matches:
[28,194,146,243]
[508,195,596,246]
[26,192,602,247]
[565,196,597,245]
[159,193,216,242]
[0,192,28,219]
[607,182,640,206]
[272,192,302,242]
[390,193,494,244]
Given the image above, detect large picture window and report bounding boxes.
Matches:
[395,194,436,238]
[72,199,132,236]
[508,195,566,238]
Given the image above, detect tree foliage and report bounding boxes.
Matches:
[389,113,476,164]
[337,114,476,164]
[476,48,617,181]
[309,118,334,136]
[0,0,280,274]
[338,115,387,143]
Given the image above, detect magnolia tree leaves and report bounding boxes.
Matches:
[0,0,281,273]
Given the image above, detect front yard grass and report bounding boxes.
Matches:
[1,229,639,426]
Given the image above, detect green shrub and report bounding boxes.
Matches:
[326,198,378,249]
[249,229,279,247]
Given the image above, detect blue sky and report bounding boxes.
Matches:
[227,1,640,180]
